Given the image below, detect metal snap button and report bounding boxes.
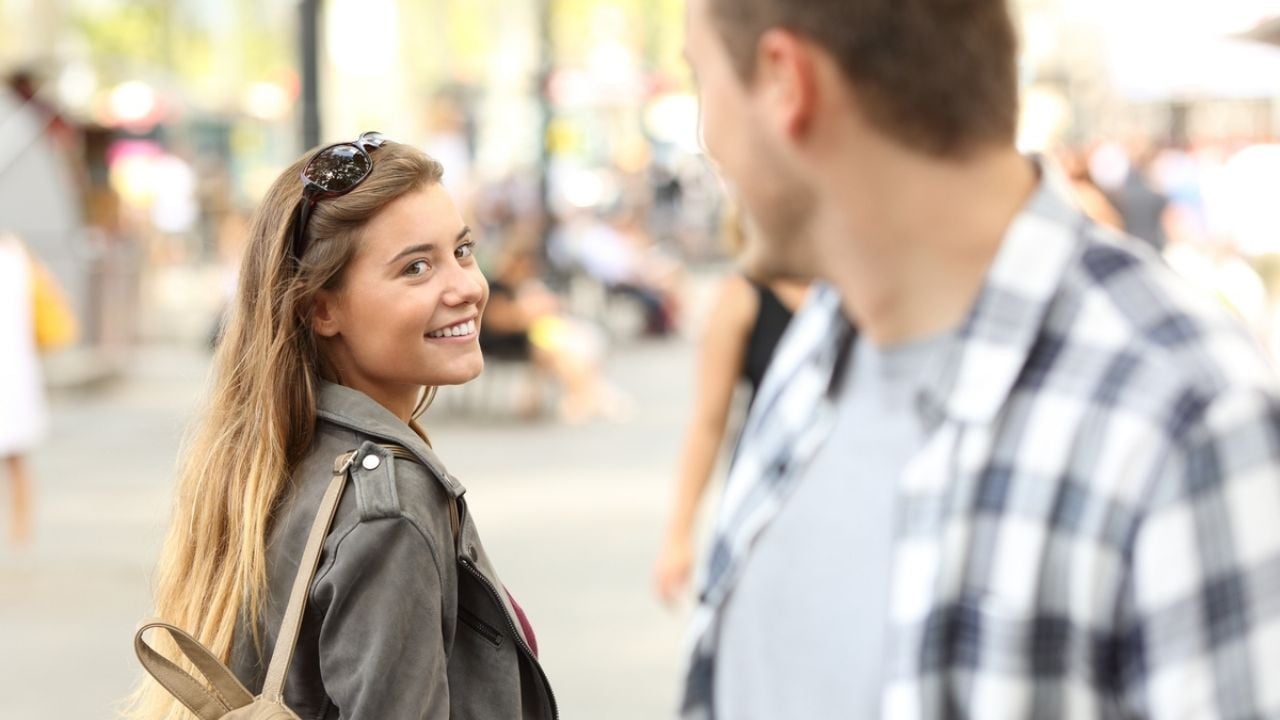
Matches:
[361,454,381,470]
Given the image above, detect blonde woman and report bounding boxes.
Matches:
[653,208,812,605]
[128,134,556,718]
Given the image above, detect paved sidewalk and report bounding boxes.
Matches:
[0,332,702,718]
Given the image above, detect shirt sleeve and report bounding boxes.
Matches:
[313,516,450,719]
[1125,387,1280,719]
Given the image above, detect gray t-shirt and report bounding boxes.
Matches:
[715,331,949,718]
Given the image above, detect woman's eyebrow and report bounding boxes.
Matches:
[387,243,435,266]
[386,228,470,266]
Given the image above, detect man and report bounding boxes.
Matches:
[680,0,1280,718]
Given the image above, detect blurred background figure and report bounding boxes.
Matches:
[654,208,810,605]
[1090,141,1172,251]
[480,243,627,423]
[0,234,50,547]
[554,205,685,339]
[1055,145,1124,230]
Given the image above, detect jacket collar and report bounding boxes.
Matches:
[916,158,1089,428]
[316,381,465,497]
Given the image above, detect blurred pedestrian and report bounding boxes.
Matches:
[1107,148,1171,251]
[127,135,555,719]
[654,209,812,605]
[1056,145,1124,231]
[681,0,1280,718]
[653,273,809,604]
[0,233,47,547]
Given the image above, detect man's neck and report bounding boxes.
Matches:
[811,144,1038,346]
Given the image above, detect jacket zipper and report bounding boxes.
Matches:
[458,557,559,720]
[457,605,505,648]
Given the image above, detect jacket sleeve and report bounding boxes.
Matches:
[1124,387,1280,719]
[313,515,450,719]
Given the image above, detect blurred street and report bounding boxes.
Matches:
[0,330,703,718]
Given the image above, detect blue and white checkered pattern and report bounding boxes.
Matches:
[681,165,1280,719]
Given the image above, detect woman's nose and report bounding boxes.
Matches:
[441,264,485,306]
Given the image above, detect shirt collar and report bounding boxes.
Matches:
[916,157,1088,426]
[316,381,465,497]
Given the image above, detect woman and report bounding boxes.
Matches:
[654,204,814,605]
[0,233,47,547]
[128,135,556,718]
[653,273,808,604]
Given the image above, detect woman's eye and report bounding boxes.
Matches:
[405,259,430,276]
[456,241,475,260]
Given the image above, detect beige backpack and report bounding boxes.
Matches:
[133,450,357,718]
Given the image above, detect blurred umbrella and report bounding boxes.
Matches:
[1237,15,1280,46]
[1093,2,1280,100]
[1107,36,1280,100]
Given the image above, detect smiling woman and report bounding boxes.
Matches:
[126,136,556,720]
[312,185,488,421]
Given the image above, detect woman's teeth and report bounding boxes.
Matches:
[428,320,476,339]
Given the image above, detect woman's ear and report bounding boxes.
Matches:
[311,289,342,338]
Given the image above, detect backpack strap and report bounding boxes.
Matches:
[135,443,457,714]
[132,450,358,716]
[261,443,456,700]
[259,449,358,702]
[134,621,255,719]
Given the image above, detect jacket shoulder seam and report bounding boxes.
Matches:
[312,514,447,598]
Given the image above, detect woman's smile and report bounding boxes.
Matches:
[426,317,479,342]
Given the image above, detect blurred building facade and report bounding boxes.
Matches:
[4,0,1280,359]
[0,0,701,355]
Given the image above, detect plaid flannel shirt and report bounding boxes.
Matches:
[682,164,1280,719]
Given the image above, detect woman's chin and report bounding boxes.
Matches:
[427,357,484,387]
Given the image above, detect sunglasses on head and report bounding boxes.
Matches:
[290,131,388,260]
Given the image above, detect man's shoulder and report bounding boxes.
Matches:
[1046,226,1275,405]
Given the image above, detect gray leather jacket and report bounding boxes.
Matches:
[229,382,557,719]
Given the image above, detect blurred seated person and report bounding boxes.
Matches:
[480,246,627,423]
[563,208,683,337]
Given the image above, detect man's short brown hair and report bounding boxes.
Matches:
[708,0,1020,157]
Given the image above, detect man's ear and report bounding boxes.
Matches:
[311,289,342,338]
[755,29,817,140]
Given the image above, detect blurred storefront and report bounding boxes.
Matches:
[10,0,1278,359]
[1,0,711,358]
[1,0,305,359]
[1014,1,1280,358]
[1016,1,1280,145]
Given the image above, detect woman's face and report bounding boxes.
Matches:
[313,183,488,420]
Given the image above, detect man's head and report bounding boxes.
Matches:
[685,0,1021,279]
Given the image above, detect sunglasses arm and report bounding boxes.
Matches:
[291,193,318,260]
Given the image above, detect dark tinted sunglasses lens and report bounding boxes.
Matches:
[304,145,371,193]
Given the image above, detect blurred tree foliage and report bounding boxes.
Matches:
[552,0,686,75]
[70,2,171,71]
[68,0,290,107]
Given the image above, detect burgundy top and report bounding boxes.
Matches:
[505,589,539,657]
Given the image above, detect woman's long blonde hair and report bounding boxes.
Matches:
[126,141,443,719]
